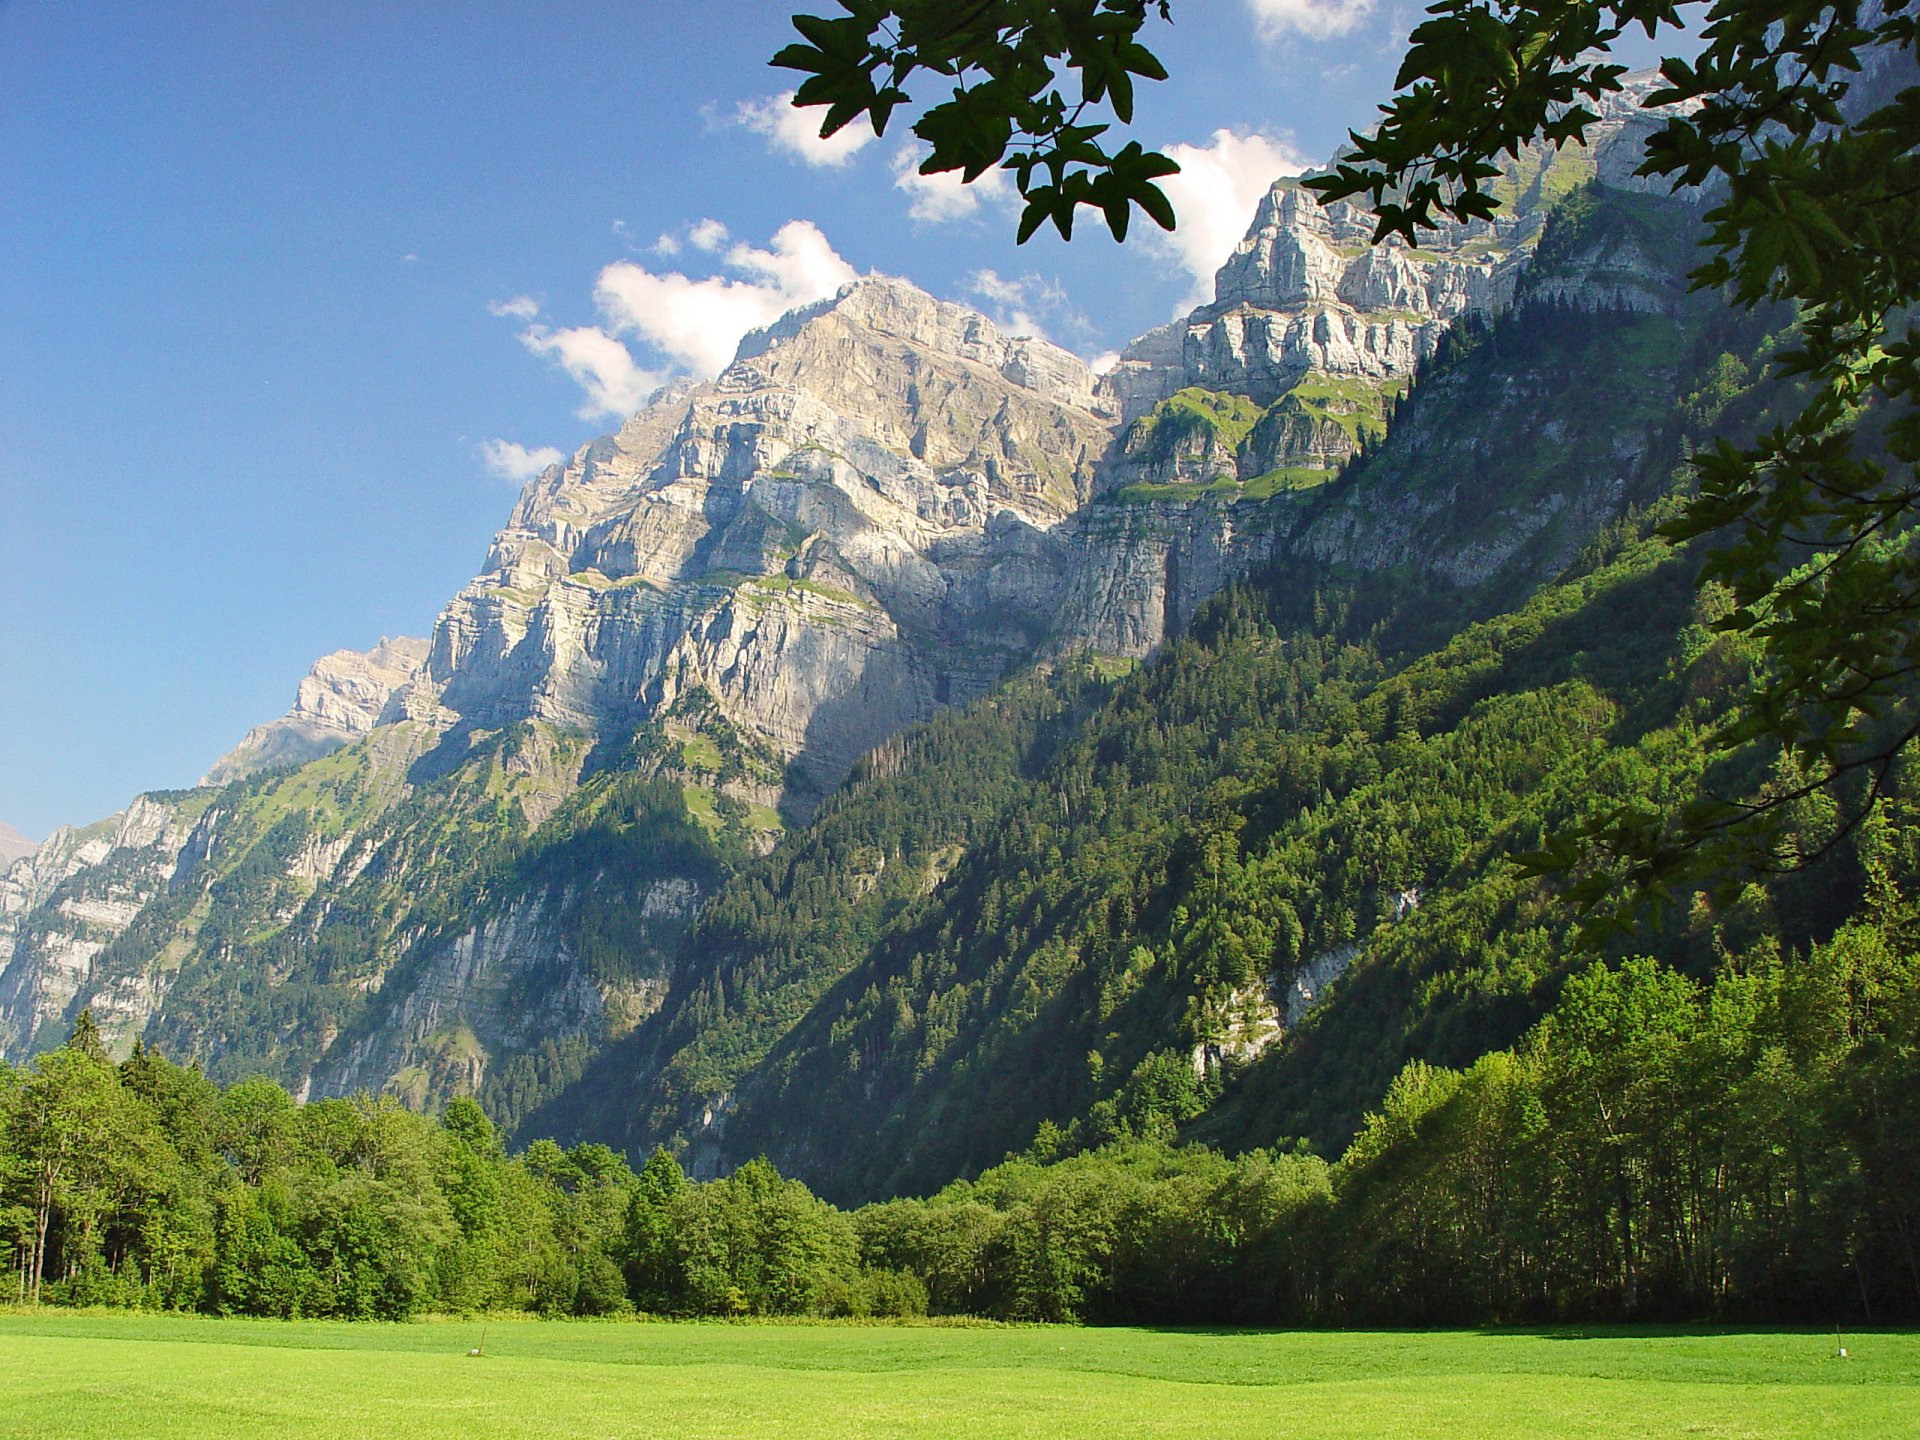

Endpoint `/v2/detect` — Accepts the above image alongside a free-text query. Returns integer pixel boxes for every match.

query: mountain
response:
[0,824,36,867]
[0,84,1772,1193]
[533,196,1745,1196]
[204,636,429,786]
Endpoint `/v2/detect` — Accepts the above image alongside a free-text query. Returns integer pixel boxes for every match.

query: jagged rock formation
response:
[204,636,428,785]
[0,794,209,1057]
[1102,74,1685,455]
[396,277,1114,812]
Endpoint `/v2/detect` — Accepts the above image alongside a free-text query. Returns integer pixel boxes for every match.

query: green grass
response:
[741,573,867,608]
[1242,465,1338,499]
[1113,476,1243,503]
[1113,466,1334,504]
[0,1312,1910,1440]
[1126,388,1266,462]
[679,734,724,774]
[1282,374,1406,446]
[682,784,722,836]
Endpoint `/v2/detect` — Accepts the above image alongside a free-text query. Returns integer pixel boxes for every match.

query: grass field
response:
[1,1311,1913,1439]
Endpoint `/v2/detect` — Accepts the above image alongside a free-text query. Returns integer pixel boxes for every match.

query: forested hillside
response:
[6,152,1917,1330]
[526,243,1877,1209]
[7,896,1913,1323]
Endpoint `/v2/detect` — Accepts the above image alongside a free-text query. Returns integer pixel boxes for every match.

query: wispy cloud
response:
[488,295,539,320]
[1246,0,1376,40]
[1155,129,1305,309]
[737,90,878,167]
[892,144,1016,224]
[509,221,861,418]
[966,270,1090,345]
[596,220,859,377]
[479,438,564,482]
[518,324,665,420]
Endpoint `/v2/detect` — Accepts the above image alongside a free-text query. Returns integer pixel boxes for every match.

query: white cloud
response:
[1089,351,1122,377]
[726,222,860,305]
[1155,129,1305,309]
[488,295,539,320]
[507,221,859,420]
[970,270,1029,307]
[480,438,565,482]
[519,324,665,419]
[595,220,857,378]
[1246,0,1375,40]
[967,269,1086,343]
[652,232,681,257]
[892,144,1016,223]
[737,90,877,167]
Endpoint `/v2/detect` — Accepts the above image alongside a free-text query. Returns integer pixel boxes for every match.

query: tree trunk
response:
[31,1192,50,1305]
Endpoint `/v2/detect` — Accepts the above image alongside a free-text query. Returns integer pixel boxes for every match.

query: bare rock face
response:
[1097,71,1685,428]
[396,275,1114,811]
[204,636,428,785]
[0,795,207,1057]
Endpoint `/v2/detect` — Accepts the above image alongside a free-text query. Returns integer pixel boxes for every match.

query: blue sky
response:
[0,0,1640,838]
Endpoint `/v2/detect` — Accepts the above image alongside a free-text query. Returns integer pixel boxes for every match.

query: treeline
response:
[8,899,1914,1324]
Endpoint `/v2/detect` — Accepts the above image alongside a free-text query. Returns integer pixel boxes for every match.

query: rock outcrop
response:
[1100,72,1686,425]
[0,795,208,1057]
[387,276,1115,812]
[204,636,428,785]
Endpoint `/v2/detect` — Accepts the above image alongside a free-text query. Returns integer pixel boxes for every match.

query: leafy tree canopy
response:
[774,1,1181,242]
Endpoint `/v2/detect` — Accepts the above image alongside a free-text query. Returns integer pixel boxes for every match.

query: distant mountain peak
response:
[202,635,429,786]
[0,822,37,868]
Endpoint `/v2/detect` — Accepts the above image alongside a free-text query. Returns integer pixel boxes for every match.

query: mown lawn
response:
[0,1311,1910,1439]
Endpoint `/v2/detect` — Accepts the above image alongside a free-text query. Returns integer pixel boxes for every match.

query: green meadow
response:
[1,1312,1911,1439]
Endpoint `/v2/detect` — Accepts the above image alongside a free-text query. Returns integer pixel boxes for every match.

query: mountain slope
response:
[1,96,1722,1164]
[0,824,36,867]
[534,273,1780,1198]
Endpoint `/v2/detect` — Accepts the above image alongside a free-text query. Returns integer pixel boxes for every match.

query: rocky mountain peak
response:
[381,272,1120,812]
[736,275,1101,414]
[1098,69,1692,431]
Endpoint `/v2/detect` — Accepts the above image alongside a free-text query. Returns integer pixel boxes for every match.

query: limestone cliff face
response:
[204,636,429,785]
[1101,72,1684,428]
[0,794,208,1057]
[397,276,1113,810]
